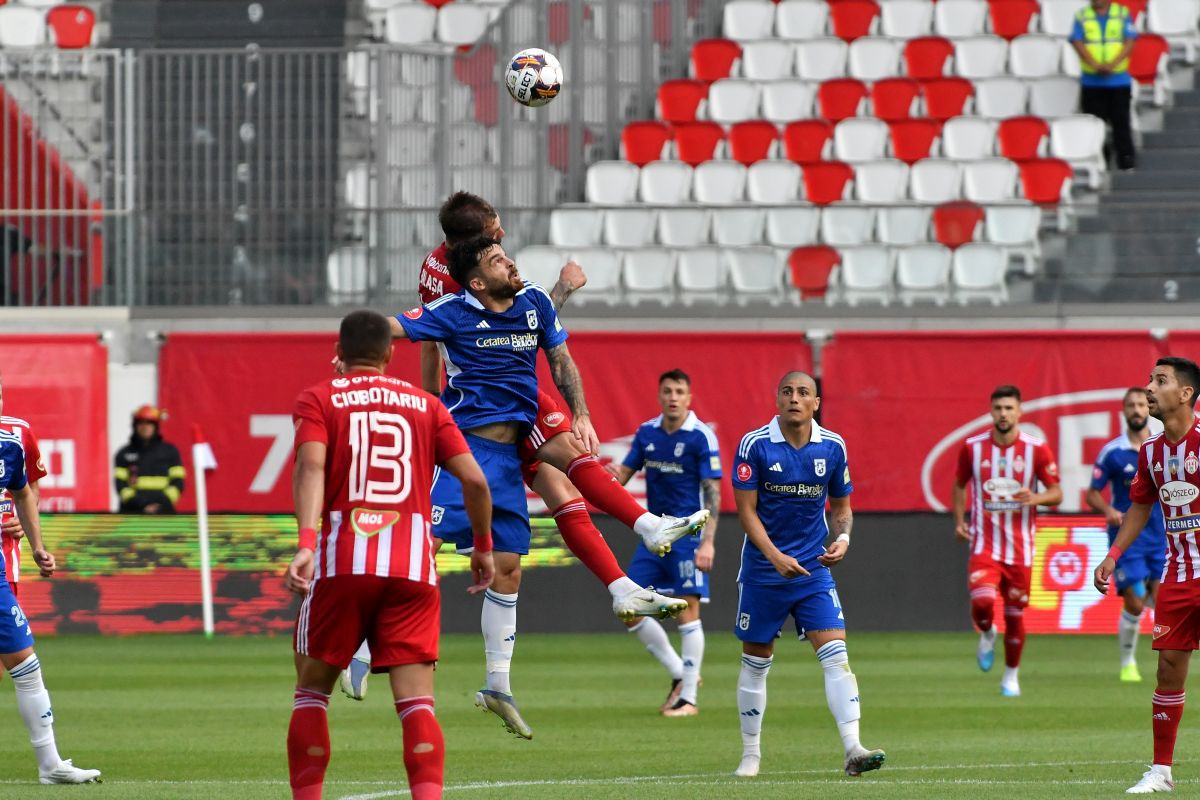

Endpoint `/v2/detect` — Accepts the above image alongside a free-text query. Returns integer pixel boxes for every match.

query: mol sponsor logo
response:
[351,508,400,538]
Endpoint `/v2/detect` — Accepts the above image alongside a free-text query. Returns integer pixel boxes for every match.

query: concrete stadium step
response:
[1078,210,1200,233]
[1062,234,1200,261]
[1142,129,1200,148]
[1111,171,1200,191]
[1132,147,1200,171]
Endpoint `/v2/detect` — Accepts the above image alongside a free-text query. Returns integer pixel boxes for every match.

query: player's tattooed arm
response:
[696,478,721,572]
[545,343,601,453]
[819,495,853,567]
[549,260,587,311]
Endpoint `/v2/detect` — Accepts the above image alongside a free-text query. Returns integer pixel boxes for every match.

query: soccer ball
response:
[505,48,563,108]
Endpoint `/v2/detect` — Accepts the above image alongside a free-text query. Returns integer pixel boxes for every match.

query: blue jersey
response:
[621,411,722,517]
[397,284,567,433]
[733,417,851,586]
[1091,433,1166,554]
[0,431,30,579]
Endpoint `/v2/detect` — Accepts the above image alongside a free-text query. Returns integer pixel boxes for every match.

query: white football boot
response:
[612,587,688,621]
[641,510,709,556]
[1127,766,1174,794]
[733,754,761,777]
[40,759,101,784]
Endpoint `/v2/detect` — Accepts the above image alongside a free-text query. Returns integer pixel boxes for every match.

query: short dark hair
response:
[439,191,496,246]
[1157,356,1200,407]
[339,309,392,364]
[659,369,690,386]
[990,385,1021,403]
[447,236,501,289]
[1124,386,1148,401]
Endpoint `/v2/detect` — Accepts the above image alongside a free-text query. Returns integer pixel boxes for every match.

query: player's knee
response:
[534,468,581,508]
[1157,655,1188,690]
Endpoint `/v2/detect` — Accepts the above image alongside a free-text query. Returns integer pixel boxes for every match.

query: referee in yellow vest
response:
[1070,0,1138,171]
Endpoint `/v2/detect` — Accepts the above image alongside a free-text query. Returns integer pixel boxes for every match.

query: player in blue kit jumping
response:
[731,371,885,780]
[1087,387,1167,683]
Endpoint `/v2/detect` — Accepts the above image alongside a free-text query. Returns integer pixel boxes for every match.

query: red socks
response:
[396,696,444,800]
[970,588,995,633]
[552,501,626,585]
[1153,689,1185,766]
[1002,606,1025,668]
[565,455,646,529]
[288,689,331,800]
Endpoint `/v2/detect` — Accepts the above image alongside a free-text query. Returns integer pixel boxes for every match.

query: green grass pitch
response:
[0,632,1181,798]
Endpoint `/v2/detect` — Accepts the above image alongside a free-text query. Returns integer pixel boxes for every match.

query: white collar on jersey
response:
[769,416,824,444]
[652,411,698,431]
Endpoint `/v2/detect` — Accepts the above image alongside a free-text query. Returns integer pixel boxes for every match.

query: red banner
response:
[0,335,108,511]
[821,331,1170,512]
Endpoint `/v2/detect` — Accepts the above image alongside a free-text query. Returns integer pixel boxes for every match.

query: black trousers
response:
[1081,84,1136,170]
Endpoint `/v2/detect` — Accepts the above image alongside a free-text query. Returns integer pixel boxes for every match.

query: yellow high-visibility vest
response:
[1077,4,1132,74]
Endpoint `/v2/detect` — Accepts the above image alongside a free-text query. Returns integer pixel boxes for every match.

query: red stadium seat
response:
[548,1,594,45]
[783,119,835,162]
[987,0,1039,40]
[789,246,841,300]
[728,121,780,165]
[657,79,709,123]
[932,201,985,248]
[828,0,881,42]
[997,115,1050,160]
[1016,158,1073,204]
[817,78,868,122]
[423,0,455,6]
[871,78,920,121]
[888,119,941,164]
[904,36,955,79]
[801,160,855,204]
[920,77,975,121]
[690,38,742,83]
[473,89,497,126]
[454,43,495,88]
[1130,33,1170,85]
[47,5,95,49]
[672,121,726,166]
[1122,0,1148,22]
[622,121,672,166]
[549,124,594,172]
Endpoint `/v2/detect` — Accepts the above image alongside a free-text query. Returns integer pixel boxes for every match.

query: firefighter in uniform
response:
[113,405,186,513]
[1070,0,1138,171]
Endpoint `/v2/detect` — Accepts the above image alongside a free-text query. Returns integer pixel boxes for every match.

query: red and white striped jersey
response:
[1130,420,1200,584]
[0,416,46,585]
[417,242,459,305]
[956,430,1060,567]
[292,371,470,585]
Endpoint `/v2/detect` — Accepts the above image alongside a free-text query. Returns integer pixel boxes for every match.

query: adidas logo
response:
[740,709,761,717]
[769,462,783,472]
[646,444,656,452]
[504,633,516,642]
[1155,463,1164,472]
[1153,712,1171,721]
[684,659,694,667]
[1124,464,1136,473]
[476,320,491,329]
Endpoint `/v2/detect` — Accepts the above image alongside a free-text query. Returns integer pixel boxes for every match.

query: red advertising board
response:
[0,335,108,511]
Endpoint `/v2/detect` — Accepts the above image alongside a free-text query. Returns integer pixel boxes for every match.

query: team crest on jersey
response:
[431,505,445,526]
[526,309,538,330]
[814,458,826,477]
[350,508,400,538]
[1153,623,1171,640]
[403,307,424,320]
[1169,458,1181,477]
[1187,453,1199,475]
[543,412,565,427]
[737,463,753,482]
[1013,455,1026,474]
[998,458,1007,472]
[0,461,5,479]
[674,442,685,457]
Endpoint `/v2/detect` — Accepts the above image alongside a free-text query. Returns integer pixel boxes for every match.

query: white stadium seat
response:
[834,117,889,162]
[711,209,767,246]
[676,248,729,304]
[747,161,803,203]
[848,37,902,81]
[549,209,604,248]
[821,205,877,246]
[896,243,952,305]
[658,209,711,246]
[384,4,438,44]
[1060,38,1082,78]
[974,77,1029,117]
[0,6,46,46]
[436,3,489,45]
[776,0,831,39]
[765,207,822,247]
[881,0,934,37]
[640,162,694,204]
[954,35,1009,79]
[399,166,438,206]
[707,80,762,124]
[1027,76,1080,117]
[419,84,472,123]
[836,245,893,305]
[1148,0,1200,63]
[727,247,784,304]
[935,0,989,37]
[796,38,850,81]
[450,166,500,201]
[586,161,640,204]
[1008,34,1062,78]
[603,209,658,247]
[566,248,622,305]
[985,203,1042,275]
[693,161,748,204]
[909,159,963,203]
[364,0,404,38]
[445,124,489,164]
[723,0,777,39]
[328,246,371,303]
[941,117,996,160]
[877,206,932,245]
[742,40,795,80]
[761,80,818,123]
[952,242,1009,304]
[1050,114,1108,189]
[622,249,676,306]
[962,158,1018,202]
[1039,0,1082,36]
[854,159,910,203]
[514,246,566,288]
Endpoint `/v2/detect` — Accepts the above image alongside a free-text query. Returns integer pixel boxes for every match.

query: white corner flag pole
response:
[192,424,219,639]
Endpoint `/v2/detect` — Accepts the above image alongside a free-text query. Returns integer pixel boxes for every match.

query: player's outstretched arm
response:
[1085,486,1123,528]
[442,452,495,594]
[388,316,412,341]
[545,343,600,454]
[1094,501,1154,593]
[287,441,326,595]
[11,483,53,577]
[696,477,721,571]
[549,260,587,311]
[818,495,852,567]
[735,487,807,578]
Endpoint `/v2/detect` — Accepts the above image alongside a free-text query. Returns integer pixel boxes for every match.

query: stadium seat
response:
[854,159,911,202]
[796,38,850,80]
[451,166,501,201]
[802,160,856,203]
[881,0,934,37]
[1131,33,1172,106]
[1017,157,1073,206]
[783,119,835,161]
[691,39,743,82]
[817,78,869,121]
[400,166,439,206]
[741,40,795,80]
[829,0,881,41]
[0,5,45,45]
[877,205,932,244]
[821,205,877,245]
[935,0,989,36]
[871,78,921,120]
[658,209,711,245]
[621,122,672,167]
[762,80,818,123]
[364,0,404,39]
[941,116,996,159]
[848,36,902,80]
[910,159,963,203]
[622,249,676,306]
[418,83,474,123]
[436,3,489,44]
[657,80,708,123]
[904,36,955,78]
[454,42,496,88]
[640,161,694,203]
[549,209,604,247]
[920,77,975,120]
[712,209,767,245]
[776,0,832,39]
[328,246,371,302]
[836,245,893,304]
[974,77,1029,117]
[1050,114,1107,189]
[723,0,776,40]
[933,199,985,252]
[1121,0,1150,23]
[46,5,95,49]
[896,243,952,304]
[997,115,1050,159]
[728,247,784,303]
[1027,76,1080,117]
[1061,38,1083,78]
[1147,0,1200,63]
[384,4,438,44]
[747,160,802,202]
[676,248,729,304]
[1009,34,1062,78]
[587,161,641,204]
[987,0,1039,40]
[954,35,1010,78]
[693,161,748,203]
[985,203,1042,274]
[952,242,1009,304]
[565,248,623,305]
[604,209,658,247]
[788,245,841,301]
[888,119,940,164]
[706,80,761,124]
[445,123,489,163]
[766,207,822,246]
[672,121,726,165]
[514,246,567,288]
[1038,0,1082,36]
[962,158,1018,201]
[834,117,889,162]
[728,121,780,165]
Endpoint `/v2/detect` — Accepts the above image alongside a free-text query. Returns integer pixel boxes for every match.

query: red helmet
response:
[132,405,164,423]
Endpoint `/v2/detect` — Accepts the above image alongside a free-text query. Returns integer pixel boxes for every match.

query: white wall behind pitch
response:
[107,363,157,511]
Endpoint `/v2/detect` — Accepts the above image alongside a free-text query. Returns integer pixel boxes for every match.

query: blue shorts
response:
[0,578,34,654]
[1114,547,1167,595]
[431,434,530,555]
[735,568,845,643]
[627,535,710,601]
